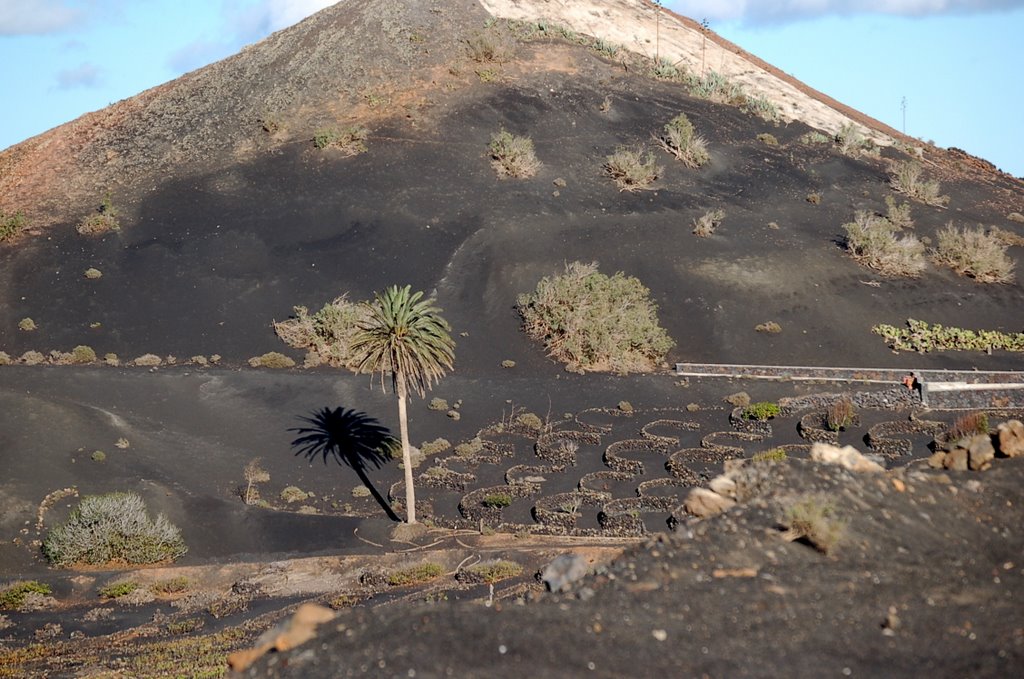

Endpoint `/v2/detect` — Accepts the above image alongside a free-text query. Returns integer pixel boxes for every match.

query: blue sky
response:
[1,0,1022,176]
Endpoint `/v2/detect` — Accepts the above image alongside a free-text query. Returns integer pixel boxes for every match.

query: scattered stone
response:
[943,448,968,472]
[891,478,906,493]
[964,434,995,471]
[927,451,947,469]
[683,488,736,518]
[725,391,751,407]
[542,554,589,593]
[810,443,885,473]
[708,474,737,499]
[227,603,336,671]
[997,420,1024,458]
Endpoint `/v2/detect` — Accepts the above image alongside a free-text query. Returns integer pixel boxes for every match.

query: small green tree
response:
[351,286,455,524]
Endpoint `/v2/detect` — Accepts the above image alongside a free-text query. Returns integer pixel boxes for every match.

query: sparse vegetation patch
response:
[742,402,780,421]
[603,147,661,191]
[0,210,27,243]
[0,581,52,610]
[313,126,368,155]
[517,261,674,374]
[247,352,296,369]
[692,209,725,238]
[77,194,121,235]
[873,319,1024,353]
[488,129,540,178]
[388,562,443,587]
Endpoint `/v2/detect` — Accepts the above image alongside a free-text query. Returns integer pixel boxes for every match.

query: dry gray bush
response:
[42,492,187,567]
[692,209,725,238]
[889,160,949,207]
[934,223,1015,283]
[489,130,540,178]
[843,211,927,278]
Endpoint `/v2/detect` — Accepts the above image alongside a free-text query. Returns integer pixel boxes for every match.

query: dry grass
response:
[603,147,661,192]
[692,209,725,238]
[843,211,927,278]
[781,497,846,555]
[934,223,1015,283]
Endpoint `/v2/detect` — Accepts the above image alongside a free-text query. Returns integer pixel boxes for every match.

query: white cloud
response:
[56,62,101,88]
[229,0,337,39]
[261,0,337,31]
[664,0,1024,23]
[0,0,82,35]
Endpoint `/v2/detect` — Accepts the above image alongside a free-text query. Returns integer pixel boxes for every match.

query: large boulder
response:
[683,488,736,518]
[997,420,1024,458]
[810,443,885,473]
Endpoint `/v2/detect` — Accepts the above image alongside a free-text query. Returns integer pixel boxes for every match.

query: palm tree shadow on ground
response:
[289,406,401,522]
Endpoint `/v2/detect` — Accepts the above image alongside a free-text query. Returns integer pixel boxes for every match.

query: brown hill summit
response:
[1,0,1022,374]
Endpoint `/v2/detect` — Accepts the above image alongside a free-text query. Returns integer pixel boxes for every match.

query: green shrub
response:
[482,492,513,508]
[77,195,121,235]
[91,450,106,462]
[872,319,1024,353]
[657,113,709,168]
[742,402,780,421]
[501,359,516,368]
[18,317,36,331]
[603,147,661,191]
[132,354,162,367]
[465,32,508,63]
[421,438,451,456]
[20,350,45,365]
[489,129,540,178]
[428,397,449,411]
[387,563,444,586]
[934,223,1015,283]
[0,211,27,242]
[989,226,1024,247]
[617,400,634,413]
[757,133,778,146]
[454,437,484,457]
[465,560,523,583]
[752,448,787,463]
[84,267,103,279]
[313,126,368,155]
[517,261,674,373]
[806,192,821,205]
[755,321,782,334]
[800,131,831,145]
[651,57,683,81]
[280,486,308,503]
[843,211,927,277]
[72,345,97,364]
[247,352,296,369]
[42,492,187,567]
[889,160,949,206]
[0,352,11,366]
[692,209,725,237]
[782,497,846,554]
[0,581,52,609]
[515,412,543,431]
[274,296,370,369]
[835,123,868,155]
[688,71,744,104]
[743,95,779,122]
[98,581,139,599]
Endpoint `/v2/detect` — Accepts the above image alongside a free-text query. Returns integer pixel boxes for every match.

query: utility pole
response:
[901,96,907,134]
[655,1,662,63]
[700,18,710,75]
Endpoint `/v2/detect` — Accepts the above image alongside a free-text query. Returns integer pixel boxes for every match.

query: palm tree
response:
[351,285,455,524]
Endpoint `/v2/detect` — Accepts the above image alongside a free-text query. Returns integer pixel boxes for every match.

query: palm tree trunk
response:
[396,378,417,524]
